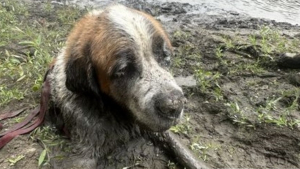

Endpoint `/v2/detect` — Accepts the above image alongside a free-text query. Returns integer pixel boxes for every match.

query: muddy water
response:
[67,0,300,25]
[152,0,300,25]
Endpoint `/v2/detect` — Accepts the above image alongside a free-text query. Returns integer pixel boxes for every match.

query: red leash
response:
[0,107,39,136]
[0,67,52,148]
[0,108,27,131]
[0,108,27,120]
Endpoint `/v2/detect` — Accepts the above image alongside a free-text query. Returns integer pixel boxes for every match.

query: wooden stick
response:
[163,130,211,169]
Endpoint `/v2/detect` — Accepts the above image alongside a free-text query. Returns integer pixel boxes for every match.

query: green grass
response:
[219,26,300,73]
[167,161,178,169]
[256,90,300,128]
[225,90,300,129]
[0,1,84,167]
[30,126,70,167]
[194,68,221,92]
[190,139,220,162]
[229,59,266,75]
[172,30,201,69]
[0,0,83,107]
[224,26,300,56]
[170,114,191,135]
[225,101,254,127]
[8,155,25,166]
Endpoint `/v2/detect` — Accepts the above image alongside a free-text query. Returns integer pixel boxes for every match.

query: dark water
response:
[68,0,300,25]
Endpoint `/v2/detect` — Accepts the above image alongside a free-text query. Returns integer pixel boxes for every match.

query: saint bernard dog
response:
[48,4,185,168]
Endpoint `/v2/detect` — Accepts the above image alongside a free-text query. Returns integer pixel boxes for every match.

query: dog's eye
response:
[115,64,127,77]
[113,61,139,80]
[153,37,171,67]
[112,49,136,78]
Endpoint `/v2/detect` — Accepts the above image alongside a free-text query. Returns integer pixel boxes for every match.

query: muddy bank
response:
[1,0,300,168]
[160,2,300,168]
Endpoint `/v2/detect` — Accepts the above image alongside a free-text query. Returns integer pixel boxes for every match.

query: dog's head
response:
[63,4,185,132]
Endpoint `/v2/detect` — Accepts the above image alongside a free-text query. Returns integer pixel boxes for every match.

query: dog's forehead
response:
[108,5,151,40]
[104,5,172,50]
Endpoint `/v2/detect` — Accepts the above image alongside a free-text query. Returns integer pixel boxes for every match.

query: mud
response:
[1,0,300,169]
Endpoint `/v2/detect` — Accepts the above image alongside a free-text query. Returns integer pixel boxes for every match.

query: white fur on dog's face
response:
[127,57,184,131]
[101,5,185,131]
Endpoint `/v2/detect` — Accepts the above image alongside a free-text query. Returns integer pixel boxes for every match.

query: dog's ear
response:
[65,43,100,96]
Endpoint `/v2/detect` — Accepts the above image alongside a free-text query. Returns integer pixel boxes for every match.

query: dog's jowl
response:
[49,4,185,167]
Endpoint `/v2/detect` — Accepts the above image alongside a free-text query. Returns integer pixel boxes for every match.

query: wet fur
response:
[48,4,184,168]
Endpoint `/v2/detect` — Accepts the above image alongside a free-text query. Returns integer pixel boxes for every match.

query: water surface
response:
[68,0,300,25]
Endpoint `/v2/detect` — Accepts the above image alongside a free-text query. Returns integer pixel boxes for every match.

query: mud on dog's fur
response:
[49,4,185,168]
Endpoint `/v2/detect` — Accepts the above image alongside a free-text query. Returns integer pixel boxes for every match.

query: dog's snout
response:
[154,90,185,119]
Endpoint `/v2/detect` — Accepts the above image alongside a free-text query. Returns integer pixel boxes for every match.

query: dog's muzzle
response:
[154,89,186,120]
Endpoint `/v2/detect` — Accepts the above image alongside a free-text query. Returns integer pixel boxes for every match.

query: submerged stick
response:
[163,130,211,169]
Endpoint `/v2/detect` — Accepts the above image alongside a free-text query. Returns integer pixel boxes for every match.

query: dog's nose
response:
[154,90,186,119]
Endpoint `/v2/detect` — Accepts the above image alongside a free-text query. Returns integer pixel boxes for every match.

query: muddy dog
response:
[48,4,185,168]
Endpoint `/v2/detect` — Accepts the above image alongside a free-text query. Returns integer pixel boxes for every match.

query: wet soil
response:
[1,0,300,169]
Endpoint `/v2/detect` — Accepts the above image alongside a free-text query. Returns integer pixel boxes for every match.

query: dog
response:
[48,4,185,168]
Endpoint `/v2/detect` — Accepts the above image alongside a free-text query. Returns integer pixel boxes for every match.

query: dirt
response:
[1,0,300,169]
